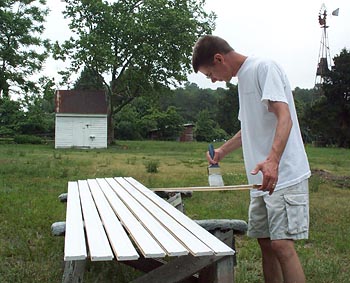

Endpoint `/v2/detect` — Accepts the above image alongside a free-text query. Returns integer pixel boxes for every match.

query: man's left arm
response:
[251,101,293,194]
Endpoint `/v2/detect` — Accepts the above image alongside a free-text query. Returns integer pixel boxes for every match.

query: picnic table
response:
[53,177,246,283]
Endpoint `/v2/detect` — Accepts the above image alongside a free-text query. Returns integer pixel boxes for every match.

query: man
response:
[192,35,311,283]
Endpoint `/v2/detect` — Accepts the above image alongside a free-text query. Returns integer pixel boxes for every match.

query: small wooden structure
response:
[179,123,195,142]
[149,123,195,142]
[52,177,248,282]
[55,90,108,149]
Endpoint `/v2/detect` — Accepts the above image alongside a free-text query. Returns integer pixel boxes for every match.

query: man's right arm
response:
[207,130,242,163]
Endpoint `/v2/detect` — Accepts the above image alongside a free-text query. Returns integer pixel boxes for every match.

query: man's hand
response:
[251,157,279,195]
[206,147,224,164]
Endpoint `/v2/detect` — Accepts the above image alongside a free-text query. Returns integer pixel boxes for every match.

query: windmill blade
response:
[332,8,339,16]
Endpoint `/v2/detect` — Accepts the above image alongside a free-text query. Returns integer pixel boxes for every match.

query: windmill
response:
[315,4,339,87]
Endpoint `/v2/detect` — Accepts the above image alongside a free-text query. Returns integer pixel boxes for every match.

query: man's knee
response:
[270,240,296,259]
[258,238,272,251]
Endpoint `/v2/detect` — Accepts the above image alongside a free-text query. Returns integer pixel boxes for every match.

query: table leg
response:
[62,260,86,283]
[198,255,234,283]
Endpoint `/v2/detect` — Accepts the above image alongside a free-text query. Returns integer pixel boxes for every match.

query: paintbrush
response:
[208,144,225,187]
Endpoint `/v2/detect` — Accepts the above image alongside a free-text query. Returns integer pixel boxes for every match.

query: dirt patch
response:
[312,169,350,189]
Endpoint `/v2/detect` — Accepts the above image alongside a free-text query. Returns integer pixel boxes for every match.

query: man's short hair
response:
[192,35,234,73]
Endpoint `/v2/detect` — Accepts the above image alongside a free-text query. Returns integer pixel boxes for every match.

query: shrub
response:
[13,135,42,144]
[144,160,160,173]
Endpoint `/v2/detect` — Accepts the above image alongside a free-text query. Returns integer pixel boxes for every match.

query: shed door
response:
[72,121,90,147]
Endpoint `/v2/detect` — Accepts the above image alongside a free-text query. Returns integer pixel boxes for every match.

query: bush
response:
[144,160,159,173]
[14,135,42,144]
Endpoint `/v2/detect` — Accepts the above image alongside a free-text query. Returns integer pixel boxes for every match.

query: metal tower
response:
[315,4,332,87]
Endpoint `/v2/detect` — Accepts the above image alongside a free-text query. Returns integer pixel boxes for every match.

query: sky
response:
[42,0,350,90]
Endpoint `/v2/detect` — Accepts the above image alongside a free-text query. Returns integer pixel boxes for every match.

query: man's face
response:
[198,55,232,83]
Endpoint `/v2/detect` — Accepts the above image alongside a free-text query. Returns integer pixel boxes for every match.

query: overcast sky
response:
[43,0,350,90]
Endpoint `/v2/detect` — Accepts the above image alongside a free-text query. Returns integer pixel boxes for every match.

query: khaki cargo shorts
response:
[247,179,309,240]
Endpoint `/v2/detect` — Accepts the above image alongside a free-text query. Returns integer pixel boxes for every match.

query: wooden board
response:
[64,181,87,261]
[96,178,166,258]
[125,177,235,256]
[104,178,188,257]
[78,180,114,261]
[152,184,259,192]
[87,179,139,261]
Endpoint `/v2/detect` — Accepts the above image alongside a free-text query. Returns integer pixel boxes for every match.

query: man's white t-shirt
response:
[236,56,311,197]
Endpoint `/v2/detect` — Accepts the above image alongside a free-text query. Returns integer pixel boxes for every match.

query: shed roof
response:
[55,90,108,114]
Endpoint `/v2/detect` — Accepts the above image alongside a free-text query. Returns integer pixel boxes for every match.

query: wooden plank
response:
[152,184,259,192]
[96,178,166,258]
[125,177,235,256]
[130,254,229,283]
[116,177,215,257]
[104,178,188,257]
[78,180,114,261]
[64,181,87,261]
[87,179,139,261]
[123,258,198,283]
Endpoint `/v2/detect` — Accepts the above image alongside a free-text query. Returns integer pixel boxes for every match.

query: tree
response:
[54,0,215,142]
[0,97,24,135]
[307,48,350,147]
[0,0,50,98]
[160,83,218,123]
[74,67,105,90]
[293,87,321,143]
[195,109,222,142]
[216,83,240,135]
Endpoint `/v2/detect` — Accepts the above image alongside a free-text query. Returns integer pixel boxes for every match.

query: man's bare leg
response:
[271,239,306,283]
[258,238,283,283]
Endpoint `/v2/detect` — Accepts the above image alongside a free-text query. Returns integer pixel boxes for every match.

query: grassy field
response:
[0,141,349,283]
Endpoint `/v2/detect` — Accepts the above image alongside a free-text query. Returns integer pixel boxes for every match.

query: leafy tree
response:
[54,0,215,142]
[145,106,184,140]
[74,67,105,90]
[194,109,217,142]
[307,48,350,147]
[293,87,321,143]
[115,106,144,140]
[0,97,24,135]
[216,83,240,135]
[160,83,218,122]
[15,76,56,136]
[0,0,50,98]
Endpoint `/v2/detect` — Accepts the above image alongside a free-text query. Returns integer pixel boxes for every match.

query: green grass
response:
[0,142,349,282]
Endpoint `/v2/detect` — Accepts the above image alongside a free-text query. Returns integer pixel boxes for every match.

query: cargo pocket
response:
[284,194,308,234]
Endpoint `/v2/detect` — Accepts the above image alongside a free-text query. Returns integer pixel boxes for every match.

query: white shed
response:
[55,90,108,149]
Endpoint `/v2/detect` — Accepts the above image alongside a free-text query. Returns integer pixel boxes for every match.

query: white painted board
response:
[104,178,188,257]
[87,179,139,261]
[116,177,213,256]
[78,180,114,261]
[97,178,166,258]
[125,177,235,256]
[64,181,87,261]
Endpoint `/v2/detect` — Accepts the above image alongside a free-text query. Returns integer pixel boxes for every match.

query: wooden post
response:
[167,193,184,213]
[62,260,86,283]
[198,255,234,283]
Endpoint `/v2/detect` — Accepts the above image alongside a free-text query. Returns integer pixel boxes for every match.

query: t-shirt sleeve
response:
[257,60,289,108]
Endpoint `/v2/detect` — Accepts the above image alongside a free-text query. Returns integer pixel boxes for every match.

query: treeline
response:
[114,83,239,142]
[1,46,350,147]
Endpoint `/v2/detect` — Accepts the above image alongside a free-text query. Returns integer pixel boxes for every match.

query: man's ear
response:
[213,53,224,64]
